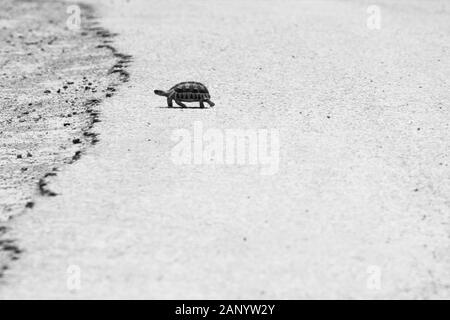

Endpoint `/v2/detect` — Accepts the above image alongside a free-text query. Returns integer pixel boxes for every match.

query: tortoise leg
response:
[175,100,187,108]
[205,99,215,107]
[167,97,173,108]
[199,100,205,108]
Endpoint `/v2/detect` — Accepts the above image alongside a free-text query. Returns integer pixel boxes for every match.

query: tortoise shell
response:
[170,81,210,101]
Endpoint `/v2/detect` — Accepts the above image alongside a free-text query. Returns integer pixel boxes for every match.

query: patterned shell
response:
[169,82,211,101]
[171,82,209,94]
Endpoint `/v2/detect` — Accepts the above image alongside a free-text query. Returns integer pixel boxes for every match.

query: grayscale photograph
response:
[0,0,449,301]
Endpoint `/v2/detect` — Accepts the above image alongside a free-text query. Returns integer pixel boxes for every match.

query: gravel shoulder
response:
[0,0,130,279]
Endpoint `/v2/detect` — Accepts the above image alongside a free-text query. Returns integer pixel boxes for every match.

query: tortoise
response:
[154,81,215,108]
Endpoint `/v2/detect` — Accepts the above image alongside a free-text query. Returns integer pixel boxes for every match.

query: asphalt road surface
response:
[1,0,449,299]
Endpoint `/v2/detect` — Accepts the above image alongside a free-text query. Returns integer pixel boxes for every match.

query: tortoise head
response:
[154,90,168,97]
